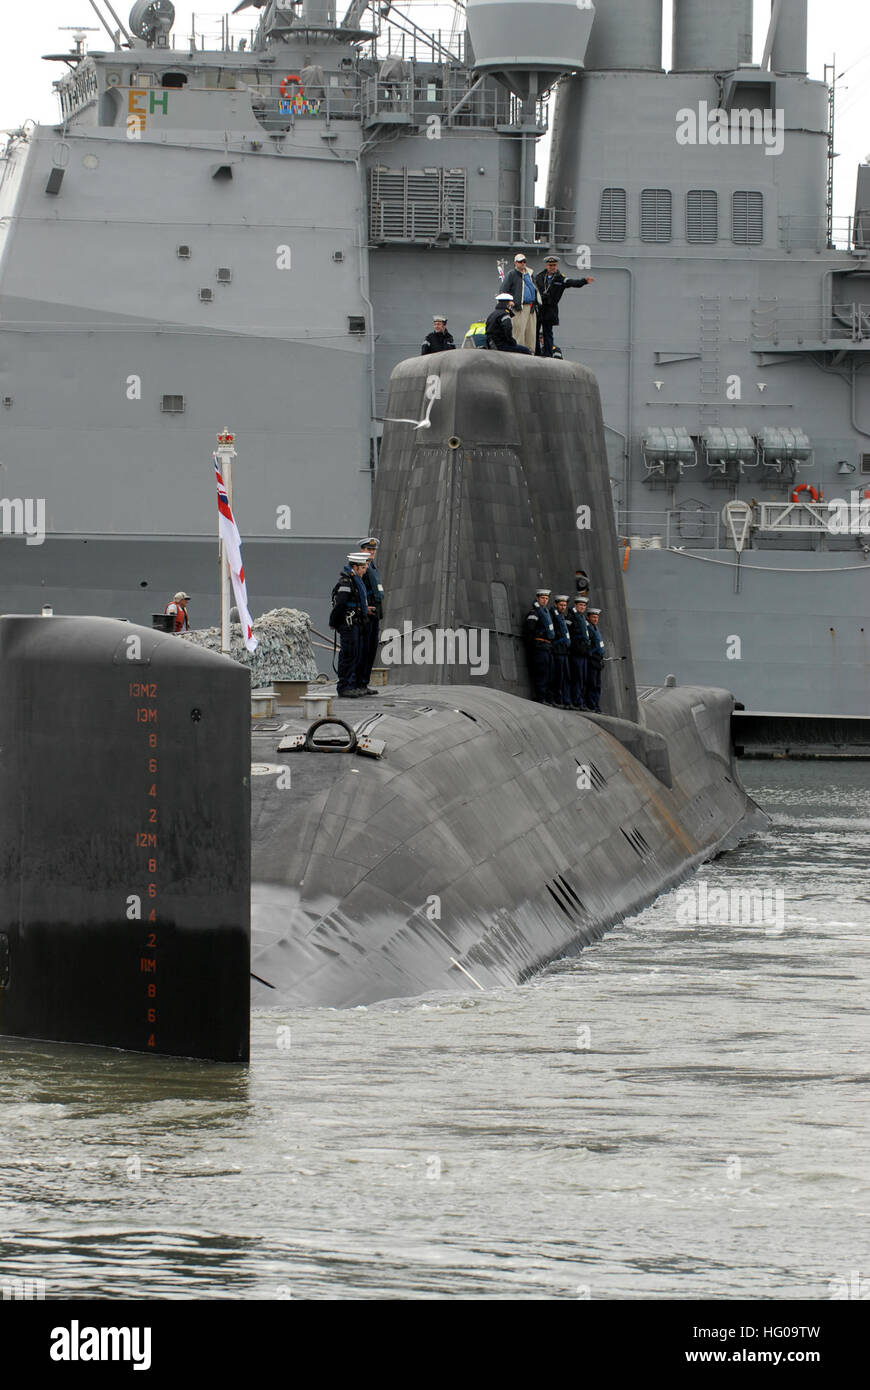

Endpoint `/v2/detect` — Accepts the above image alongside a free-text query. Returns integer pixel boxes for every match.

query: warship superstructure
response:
[0,0,867,715]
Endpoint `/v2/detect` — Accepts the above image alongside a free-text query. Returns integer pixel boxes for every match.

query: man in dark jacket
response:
[585,606,606,712]
[534,255,594,358]
[566,593,591,709]
[499,252,540,350]
[329,552,370,697]
[549,595,572,709]
[485,293,533,354]
[524,587,555,702]
[421,315,455,355]
[357,535,384,694]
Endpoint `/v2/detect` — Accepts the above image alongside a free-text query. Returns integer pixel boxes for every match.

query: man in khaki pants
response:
[499,252,540,351]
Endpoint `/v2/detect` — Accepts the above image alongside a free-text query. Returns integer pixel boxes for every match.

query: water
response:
[2,762,868,1300]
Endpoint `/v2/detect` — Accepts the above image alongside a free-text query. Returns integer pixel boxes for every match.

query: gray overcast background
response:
[0,1,867,219]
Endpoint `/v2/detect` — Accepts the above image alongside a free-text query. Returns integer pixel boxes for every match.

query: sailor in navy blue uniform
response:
[566,594,591,709]
[357,535,384,694]
[524,587,555,702]
[549,595,572,709]
[330,551,370,697]
[585,606,606,712]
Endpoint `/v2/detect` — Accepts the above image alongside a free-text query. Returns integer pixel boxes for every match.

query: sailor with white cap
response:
[485,292,533,355]
[329,551,371,697]
[356,535,384,695]
[524,586,555,702]
[164,590,191,633]
[585,606,605,712]
[421,315,455,355]
[566,594,591,709]
[549,594,572,709]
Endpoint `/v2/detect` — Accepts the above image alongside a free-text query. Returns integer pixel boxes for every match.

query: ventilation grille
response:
[161,394,185,413]
[545,873,588,923]
[575,756,607,790]
[348,315,365,334]
[621,826,652,859]
[177,244,191,258]
[216,267,232,283]
[369,166,467,242]
[687,189,718,243]
[860,455,870,475]
[199,287,214,302]
[598,187,626,241]
[640,188,672,243]
[732,190,763,245]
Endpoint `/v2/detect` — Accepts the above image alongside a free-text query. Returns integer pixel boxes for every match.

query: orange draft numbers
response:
[130,679,159,1049]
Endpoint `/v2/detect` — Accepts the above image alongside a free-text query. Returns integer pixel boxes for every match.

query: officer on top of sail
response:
[534,255,594,358]
[421,315,455,355]
[486,293,533,354]
[329,552,371,698]
[356,535,384,696]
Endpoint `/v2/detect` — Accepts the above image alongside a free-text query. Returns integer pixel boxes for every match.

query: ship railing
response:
[778,213,868,253]
[617,509,723,551]
[752,301,870,344]
[617,503,865,550]
[361,76,546,130]
[368,24,467,66]
[369,200,570,248]
[755,501,846,534]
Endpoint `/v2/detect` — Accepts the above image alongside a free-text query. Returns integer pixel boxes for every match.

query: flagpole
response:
[216,430,237,654]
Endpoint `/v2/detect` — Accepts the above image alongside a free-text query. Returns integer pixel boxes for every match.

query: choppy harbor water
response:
[1,762,868,1301]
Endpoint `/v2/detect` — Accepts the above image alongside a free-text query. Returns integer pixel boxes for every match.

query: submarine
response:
[0,616,251,1063]
[0,355,765,1055]
[248,353,767,1008]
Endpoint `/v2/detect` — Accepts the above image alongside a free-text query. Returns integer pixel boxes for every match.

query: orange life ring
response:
[791,483,822,503]
[280,73,303,99]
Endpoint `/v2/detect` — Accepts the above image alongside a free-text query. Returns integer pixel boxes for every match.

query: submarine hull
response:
[0,616,251,1063]
[250,682,766,1008]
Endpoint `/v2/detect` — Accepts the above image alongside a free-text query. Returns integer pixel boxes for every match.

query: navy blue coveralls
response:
[566,606,590,708]
[586,621,605,712]
[330,565,369,695]
[549,607,571,708]
[524,601,555,701]
[358,557,385,690]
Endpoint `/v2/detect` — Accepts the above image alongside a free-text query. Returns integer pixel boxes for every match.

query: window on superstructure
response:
[598,188,626,241]
[732,191,764,245]
[162,73,188,88]
[686,190,718,243]
[640,189,672,243]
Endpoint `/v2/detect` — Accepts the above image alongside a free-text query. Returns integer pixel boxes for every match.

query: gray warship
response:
[0,0,867,722]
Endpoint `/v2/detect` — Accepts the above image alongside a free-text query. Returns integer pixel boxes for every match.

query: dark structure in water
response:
[248,355,766,1008]
[0,616,250,1063]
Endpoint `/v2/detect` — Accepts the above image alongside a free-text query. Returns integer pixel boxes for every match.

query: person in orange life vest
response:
[165,591,190,632]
